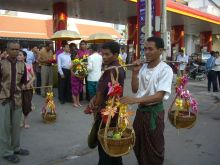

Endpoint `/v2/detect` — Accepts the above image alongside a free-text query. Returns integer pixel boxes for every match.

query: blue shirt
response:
[206,56,215,72]
[22,48,36,65]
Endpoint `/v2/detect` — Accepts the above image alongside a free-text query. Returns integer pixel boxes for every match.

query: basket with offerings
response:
[97,68,135,157]
[72,55,88,79]
[41,92,57,123]
[168,74,198,129]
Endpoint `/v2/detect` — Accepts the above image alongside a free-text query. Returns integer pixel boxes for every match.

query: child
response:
[17,50,36,128]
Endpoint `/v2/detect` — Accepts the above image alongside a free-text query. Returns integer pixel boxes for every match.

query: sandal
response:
[24,124,30,129]
[14,148,29,156]
[3,154,20,163]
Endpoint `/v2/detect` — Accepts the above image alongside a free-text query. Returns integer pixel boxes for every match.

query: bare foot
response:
[78,103,82,107]
[24,124,30,129]
[73,104,79,107]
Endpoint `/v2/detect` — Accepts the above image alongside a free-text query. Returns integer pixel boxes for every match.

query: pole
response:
[145,0,152,39]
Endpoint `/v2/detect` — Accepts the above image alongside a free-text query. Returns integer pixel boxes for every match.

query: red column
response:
[200,31,212,52]
[53,2,67,50]
[171,25,184,50]
[155,0,161,37]
[127,16,138,60]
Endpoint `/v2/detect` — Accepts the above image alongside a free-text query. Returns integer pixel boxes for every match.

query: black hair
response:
[90,44,98,52]
[147,36,164,49]
[179,49,184,53]
[102,41,120,55]
[21,41,28,49]
[19,50,27,62]
[61,40,68,47]
[7,41,20,49]
[80,40,87,45]
[45,42,52,47]
[210,51,215,56]
[215,51,219,54]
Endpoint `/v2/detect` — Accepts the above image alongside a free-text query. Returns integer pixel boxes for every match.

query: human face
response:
[144,41,162,63]
[80,42,87,50]
[7,43,20,58]
[102,49,117,65]
[17,51,25,62]
[46,44,53,51]
[32,46,39,53]
[63,44,70,53]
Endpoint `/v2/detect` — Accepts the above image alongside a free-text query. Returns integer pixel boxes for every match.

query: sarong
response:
[133,103,165,165]
[71,76,83,96]
[22,89,33,116]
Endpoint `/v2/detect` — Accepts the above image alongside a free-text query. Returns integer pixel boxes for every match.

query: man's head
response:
[145,37,164,63]
[210,51,216,57]
[7,41,20,58]
[179,49,184,56]
[121,47,125,53]
[63,43,70,53]
[90,44,98,53]
[45,42,53,51]
[69,43,77,51]
[79,40,87,50]
[102,41,120,65]
[31,46,39,54]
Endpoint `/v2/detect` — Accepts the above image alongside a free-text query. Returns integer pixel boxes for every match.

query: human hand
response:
[132,59,142,73]
[120,96,138,104]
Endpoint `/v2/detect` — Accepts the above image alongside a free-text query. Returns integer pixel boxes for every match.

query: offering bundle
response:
[98,69,135,157]
[41,92,56,123]
[72,55,88,79]
[168,75,198,129]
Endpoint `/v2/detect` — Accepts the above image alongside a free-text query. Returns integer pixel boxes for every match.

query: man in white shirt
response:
[22,43,36,65]
[120,37,173,165]
[87,44,102,99]
[119,47,127,63]
[57,43,72,104]
[176,49,188,76]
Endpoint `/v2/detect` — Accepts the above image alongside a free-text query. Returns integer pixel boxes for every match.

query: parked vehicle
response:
[188,62,206,81]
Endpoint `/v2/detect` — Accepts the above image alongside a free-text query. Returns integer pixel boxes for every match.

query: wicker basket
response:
[98,127,135,157]
[42,112,57,123]
[168,110,196,129]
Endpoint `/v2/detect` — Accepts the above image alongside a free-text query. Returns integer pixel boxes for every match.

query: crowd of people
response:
[0,39,128,164]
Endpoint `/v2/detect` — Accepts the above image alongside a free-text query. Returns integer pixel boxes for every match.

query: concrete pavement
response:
[0,71,220,165]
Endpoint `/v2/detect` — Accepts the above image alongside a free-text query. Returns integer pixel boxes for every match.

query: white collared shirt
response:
[177,54,188,70]
[57,52,72,75]
[22,48,36,64]
[87,52,102,81]
[136,61,173,100]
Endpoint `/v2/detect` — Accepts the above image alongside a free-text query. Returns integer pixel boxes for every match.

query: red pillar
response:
[171,25,184,50]
[127,16,138,60]
[155,0,161,37]
[53,2,67,50]
[200,31,212,52]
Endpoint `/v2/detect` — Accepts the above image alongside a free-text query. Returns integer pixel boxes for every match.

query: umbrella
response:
[50,30,81,41]
[86,33,114,43]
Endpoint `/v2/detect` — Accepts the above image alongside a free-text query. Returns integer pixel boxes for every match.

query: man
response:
[86,42,125,165]
[57,43,72,104]
[119,47,127,63]
[120,37,173,165]
[87,44,102,99]
[38,43,54,97]
[0,42,29,164]
[22,42,36,65]
[206,51,218,92]
[176,49,187,76]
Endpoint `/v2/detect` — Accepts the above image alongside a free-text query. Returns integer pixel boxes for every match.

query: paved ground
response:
[0,71,220,165]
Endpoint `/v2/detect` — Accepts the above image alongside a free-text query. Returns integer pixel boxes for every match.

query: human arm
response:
[87,57,93,71]
[57,55,64,78]
[26,65,36,88]
[131,59,142,93]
